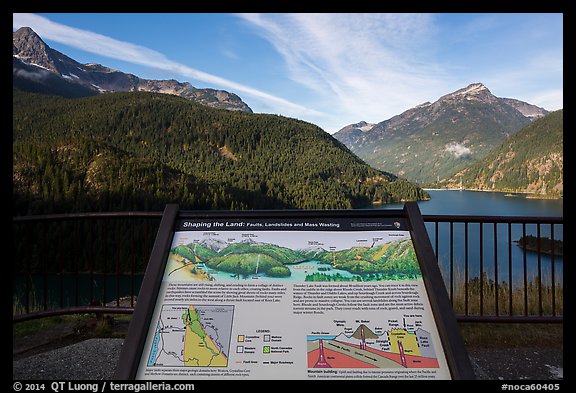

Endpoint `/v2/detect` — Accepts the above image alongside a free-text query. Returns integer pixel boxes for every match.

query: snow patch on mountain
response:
[455,83,487,96]
[358,123,376,132]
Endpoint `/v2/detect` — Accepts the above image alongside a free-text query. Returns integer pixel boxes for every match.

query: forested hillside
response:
[441,110,563,196]
[13,89,428,214]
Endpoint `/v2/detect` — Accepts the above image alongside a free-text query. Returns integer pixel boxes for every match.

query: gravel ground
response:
[13,339,123,380]
[12,338,563,381]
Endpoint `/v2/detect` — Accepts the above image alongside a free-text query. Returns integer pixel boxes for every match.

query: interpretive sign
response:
[115,203,474,380]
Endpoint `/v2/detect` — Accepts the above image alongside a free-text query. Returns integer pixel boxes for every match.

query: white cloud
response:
[237,13,564,133]
[527,89,563,111]
[12,13,325,119]
[444,142,472,158]
[237,13,447,131]
[13,66,50,82]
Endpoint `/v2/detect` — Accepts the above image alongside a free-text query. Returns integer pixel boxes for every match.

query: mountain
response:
[13,27,252,112]
[500,97,549,120]
[440,110,563,197]
[13,89,429,214]
[334,121,377,144]
[333,83,549,184]
[305,239,421,280]
[170,238,420,280]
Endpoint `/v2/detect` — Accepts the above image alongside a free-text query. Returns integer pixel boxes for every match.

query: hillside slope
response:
[334,83,548,184]
[440,110,563,197]
[13,89,429,214]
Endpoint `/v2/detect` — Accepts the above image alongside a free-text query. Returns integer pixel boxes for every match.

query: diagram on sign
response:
[307,315,439,369]
[147,304,234,367]
[165,230,421,282]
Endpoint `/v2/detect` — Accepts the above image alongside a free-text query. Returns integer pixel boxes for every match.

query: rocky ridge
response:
[13,27,252,112]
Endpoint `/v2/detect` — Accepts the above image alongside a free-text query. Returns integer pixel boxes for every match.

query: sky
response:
[12,13,563,134]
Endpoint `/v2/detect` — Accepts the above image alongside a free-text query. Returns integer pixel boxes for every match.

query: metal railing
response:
[12,212,162,322]
[424,215,563,323]
[12,212,563,323]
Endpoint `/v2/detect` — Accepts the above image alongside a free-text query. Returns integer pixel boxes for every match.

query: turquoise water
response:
[200,260,359,282]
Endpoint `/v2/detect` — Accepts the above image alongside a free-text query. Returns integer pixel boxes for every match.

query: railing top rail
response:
[13,211,563,224]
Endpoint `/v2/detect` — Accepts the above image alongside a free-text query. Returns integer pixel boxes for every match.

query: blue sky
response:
[13,13,563,134]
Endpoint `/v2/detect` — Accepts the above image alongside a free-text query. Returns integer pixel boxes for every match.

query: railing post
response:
[522,223,528,316]
[449,221,454,305]
[537,224,542,316]
[464,222,469,316]
[508,222,512,316]
[551,224,556,316]
[479,222,483,316]
[494,222,498,316]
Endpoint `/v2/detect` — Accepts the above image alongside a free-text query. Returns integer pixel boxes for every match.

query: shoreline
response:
[422,188,563,200]
[514,242,564,257]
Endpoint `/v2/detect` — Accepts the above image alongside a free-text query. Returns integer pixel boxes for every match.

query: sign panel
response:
[116,203,474,380]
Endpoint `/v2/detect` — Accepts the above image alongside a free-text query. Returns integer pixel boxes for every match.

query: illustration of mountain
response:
[440,109,563,196]
[198,238,229,252]
[218,242,307,265]
[13,27,252,112]
[170,238,420,281]
[333,83,549,184]
[172,244,218,262]
[299,246,329,259]
[326,240,420,278]
[351,324,379,340]
[305,239,421,280]
[173,241,303,278]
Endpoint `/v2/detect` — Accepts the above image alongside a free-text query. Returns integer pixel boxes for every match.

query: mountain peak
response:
[13,27,253,112]
[349,121,376,132]
[13,26,56,71]
[437,82,497,105]
[13,27,48,55]
[459,82,488,94]
[443,82,490,98]
[333,81,542,184]
[14,26,39,38]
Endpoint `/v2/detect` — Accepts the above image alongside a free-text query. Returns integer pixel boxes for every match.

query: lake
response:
[373,189,563,217]
[374,190,563,289]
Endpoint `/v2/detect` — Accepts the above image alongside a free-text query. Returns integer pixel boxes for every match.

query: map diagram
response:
[147,304,234,367]
[307,316,439,369]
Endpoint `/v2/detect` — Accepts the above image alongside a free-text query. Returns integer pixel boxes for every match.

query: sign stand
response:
[115,202,475,380]
[404,202,475,379]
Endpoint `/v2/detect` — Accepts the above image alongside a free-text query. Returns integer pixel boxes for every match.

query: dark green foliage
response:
[324,240,421,278]
[172,244,218,261]
[444,110,563,195]
[305,272,362,282]
[204,253,290,277]
[516,235,563,256]
[218,243,306,264]
[13,89,429,214]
